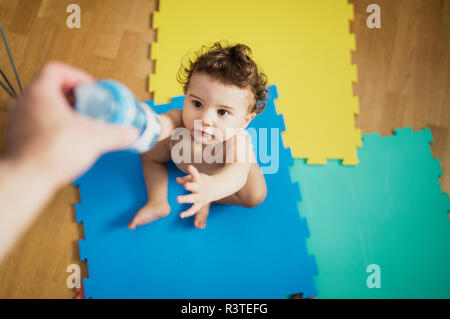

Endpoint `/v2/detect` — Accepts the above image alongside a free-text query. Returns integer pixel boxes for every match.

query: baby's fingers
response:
[177,193,198,204]
[180,203,202,219]
[176,175,192,184]
[187,165,201,182]
[184,182,199,193]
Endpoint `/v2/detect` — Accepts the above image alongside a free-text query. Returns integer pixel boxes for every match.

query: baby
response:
[128,42,268,230]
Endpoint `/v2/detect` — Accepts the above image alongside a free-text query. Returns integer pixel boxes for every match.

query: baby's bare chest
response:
[169,137,225,175]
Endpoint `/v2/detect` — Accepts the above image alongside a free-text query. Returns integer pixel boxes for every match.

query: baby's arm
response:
[156,109,183,141]
[207,162,252,200]
[176,162,251,218]
[176,136,254,218]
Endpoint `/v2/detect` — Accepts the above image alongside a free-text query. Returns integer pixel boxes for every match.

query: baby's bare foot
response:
[128,201,171,230]
[194,204,210,229]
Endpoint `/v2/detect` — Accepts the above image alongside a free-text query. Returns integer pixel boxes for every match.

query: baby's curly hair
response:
[177,42,268,114]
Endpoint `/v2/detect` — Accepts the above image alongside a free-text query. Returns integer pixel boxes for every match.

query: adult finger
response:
[37,61,94,94]
[77,116,139,154]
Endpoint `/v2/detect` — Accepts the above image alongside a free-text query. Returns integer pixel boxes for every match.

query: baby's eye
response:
[192,100,202,108]
[218,109,228,116]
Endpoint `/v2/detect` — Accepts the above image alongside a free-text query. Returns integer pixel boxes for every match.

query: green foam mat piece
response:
[290,127,450,298]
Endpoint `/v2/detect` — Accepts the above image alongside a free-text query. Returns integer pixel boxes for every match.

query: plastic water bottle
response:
[74,79,161,153]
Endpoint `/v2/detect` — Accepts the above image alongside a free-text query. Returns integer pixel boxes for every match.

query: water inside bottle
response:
[75,84,119,123]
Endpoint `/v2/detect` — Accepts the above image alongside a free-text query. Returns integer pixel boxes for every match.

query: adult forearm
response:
[0,157,60,262]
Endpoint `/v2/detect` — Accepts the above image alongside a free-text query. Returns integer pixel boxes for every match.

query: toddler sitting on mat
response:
[129,42,268,230]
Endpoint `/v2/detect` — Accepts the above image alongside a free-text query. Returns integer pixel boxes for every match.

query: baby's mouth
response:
[201,130,212,138]
[195,129,213,139]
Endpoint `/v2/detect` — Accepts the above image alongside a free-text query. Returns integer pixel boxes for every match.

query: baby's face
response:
[182,72,256,145]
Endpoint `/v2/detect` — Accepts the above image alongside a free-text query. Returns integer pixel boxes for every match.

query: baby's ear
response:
[243,112,256,128]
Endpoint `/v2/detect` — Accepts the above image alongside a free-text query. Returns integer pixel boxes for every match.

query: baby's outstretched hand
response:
[176,165,213,219]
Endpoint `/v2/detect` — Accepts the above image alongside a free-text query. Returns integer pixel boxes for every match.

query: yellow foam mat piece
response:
[149,0,360,164]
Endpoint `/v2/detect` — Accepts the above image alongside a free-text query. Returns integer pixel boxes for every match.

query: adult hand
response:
[0,61,139,262]
[1,61,139,187]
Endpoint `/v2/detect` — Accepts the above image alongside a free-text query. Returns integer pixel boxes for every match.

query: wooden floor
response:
[0,0,157,299]
[352,0,450,196]
[0,0,448,298]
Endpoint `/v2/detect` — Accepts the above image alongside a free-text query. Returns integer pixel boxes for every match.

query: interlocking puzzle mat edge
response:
[73,85,318,298]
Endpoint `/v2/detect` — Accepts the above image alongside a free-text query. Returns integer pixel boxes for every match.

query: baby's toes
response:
[128,215,143,230]
[129,211,150,229]
[128,203,170,230]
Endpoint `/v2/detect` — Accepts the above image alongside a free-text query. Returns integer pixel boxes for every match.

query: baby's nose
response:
[201,110,215,126]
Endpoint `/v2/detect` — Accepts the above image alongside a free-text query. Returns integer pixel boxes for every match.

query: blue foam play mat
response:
[74,85,318,298]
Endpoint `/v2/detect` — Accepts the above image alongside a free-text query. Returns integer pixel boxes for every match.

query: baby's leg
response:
[128,139,172,229]
[214,162,267,208]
